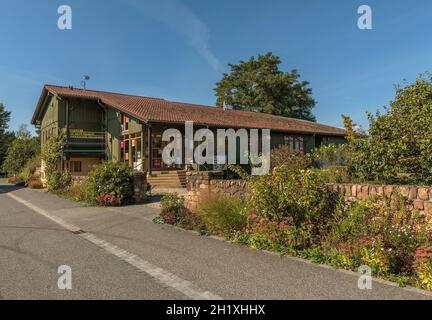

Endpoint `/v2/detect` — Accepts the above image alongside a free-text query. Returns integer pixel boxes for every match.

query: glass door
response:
[151,133,182,170]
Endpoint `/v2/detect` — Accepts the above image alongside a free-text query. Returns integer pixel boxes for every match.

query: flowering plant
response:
[413,246,432,290]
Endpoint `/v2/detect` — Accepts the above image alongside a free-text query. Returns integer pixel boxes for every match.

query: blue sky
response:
[1,0,432,132]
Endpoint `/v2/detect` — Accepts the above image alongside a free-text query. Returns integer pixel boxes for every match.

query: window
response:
[70,161,82,173]
[120,138,125,162]
[121,114,129,131]
[283,136,304,153]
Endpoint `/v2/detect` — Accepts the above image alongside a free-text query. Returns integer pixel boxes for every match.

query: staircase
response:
[147,170,187,189]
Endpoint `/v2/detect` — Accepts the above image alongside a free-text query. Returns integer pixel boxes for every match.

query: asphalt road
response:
[0,181,431,300]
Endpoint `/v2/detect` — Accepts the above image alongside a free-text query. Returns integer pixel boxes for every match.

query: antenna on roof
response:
[81,75,90,90]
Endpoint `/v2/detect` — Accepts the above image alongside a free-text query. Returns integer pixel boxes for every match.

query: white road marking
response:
[7,193,82,233]
[6,192,222,300]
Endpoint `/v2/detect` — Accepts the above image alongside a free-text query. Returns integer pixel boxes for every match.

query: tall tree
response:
[343,73,432,184]
[0,103,14,170]
[214,52,316,121]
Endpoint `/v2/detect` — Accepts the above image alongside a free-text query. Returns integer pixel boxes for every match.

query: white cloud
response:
[127,0,221,71]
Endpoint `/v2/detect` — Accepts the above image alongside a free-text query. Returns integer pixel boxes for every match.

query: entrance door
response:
[151,133,183,170]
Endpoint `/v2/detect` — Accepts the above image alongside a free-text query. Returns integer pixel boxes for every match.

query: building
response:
[31,85,346,185]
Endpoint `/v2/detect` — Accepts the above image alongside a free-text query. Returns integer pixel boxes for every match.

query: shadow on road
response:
[0,182,25,194]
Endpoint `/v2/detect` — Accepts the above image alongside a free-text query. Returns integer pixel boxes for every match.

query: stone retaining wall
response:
[328,183,432,216]
[186,171,248,211]
[186,171,432,217]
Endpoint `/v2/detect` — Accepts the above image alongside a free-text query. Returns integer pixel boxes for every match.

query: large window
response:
[120,133,142,167]
[283,136,305,152]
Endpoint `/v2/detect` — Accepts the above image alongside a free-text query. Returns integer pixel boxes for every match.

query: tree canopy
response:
[2,124,39,176]
[344,73,432,184]
[0,103,14,170]
[214,52,316,121]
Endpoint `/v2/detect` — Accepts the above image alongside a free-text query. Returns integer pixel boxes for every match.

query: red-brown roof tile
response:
[32,85,346,136]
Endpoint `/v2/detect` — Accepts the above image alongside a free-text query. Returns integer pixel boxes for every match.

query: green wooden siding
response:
[123,117,142,134]
[40,96,60,147]
[107,108,121,161]
[63,99,104,132]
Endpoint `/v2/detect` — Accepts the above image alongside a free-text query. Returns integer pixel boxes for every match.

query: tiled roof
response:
[32,85,346,136]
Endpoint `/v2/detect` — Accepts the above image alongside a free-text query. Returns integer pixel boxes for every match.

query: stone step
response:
[147,171,187,188]
[147,176,186,181]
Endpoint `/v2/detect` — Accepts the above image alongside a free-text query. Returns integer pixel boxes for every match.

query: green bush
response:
[2,133,39,176]
[62,183,87,203]
[343,74,432,184]
[178,211,207,234]
[414,246,432,290]
[310,143,349,168]
[7,175,24,185]
[196,194,247,238]
[320,165,352,183]
[227,165,340,254]
[270,145,312,170]
[159,193,206,232]
[19,156,41,183]
[84,161,133,206]
[160,193,186,224]
[248,167,339,235]
[27,178,44,189]
[245,212,312,253]
[325,193,431,276]
[47,171,62,191]
[41,134,71,192]
[161,193,185,214]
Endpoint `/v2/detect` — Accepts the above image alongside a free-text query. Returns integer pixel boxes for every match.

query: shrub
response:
[413,246,432,290]
[84,161,133,206]
[270,145,311,170]
[178,210,207,234]
[229,165,340,254]
[248,167,338,236]
[65,183,86,202]
[325,193,430,276]
[196,194,247,238]
[27,178,44,189]
[159,193,206,232]
[7,175,24,185]
[159,193,186,224]
[2,132,39,176]
[245,211,312,253]
[342,74,432,184]
[46,170,62,191]
[41,134,71,192]
[161,193,185,213]
[20,156,41,183]
[310,143,349,168]
[320,165,351,183]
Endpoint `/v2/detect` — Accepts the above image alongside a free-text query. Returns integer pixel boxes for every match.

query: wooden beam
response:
[147,125,152,174]
[141,126,145,172]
